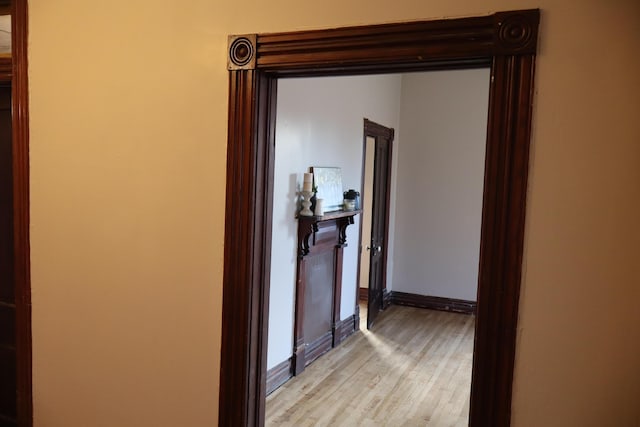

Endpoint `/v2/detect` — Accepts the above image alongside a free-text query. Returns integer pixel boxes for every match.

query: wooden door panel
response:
[302,251,335,345]
[366,120,393,329]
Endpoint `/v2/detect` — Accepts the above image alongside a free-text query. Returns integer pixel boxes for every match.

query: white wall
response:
[268,74,402,369]
[391,69,490,301]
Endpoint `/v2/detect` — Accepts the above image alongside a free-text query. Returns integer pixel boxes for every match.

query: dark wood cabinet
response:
[292,210,360,375]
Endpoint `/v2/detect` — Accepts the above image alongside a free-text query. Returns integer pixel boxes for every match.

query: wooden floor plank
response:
[266,304,474,426]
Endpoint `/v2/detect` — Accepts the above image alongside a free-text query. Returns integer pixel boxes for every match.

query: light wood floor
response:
[266,303,475,426]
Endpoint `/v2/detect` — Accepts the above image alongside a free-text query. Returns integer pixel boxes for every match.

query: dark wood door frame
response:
[360,119,393,328]
[1,0,32,426]
[220,10,539,427]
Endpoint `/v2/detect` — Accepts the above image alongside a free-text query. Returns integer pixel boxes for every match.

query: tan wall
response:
[29,0,640,426]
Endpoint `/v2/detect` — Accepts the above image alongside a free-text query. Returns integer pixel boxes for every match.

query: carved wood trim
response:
[11,0,32,425]
[469,52,536,427]
[221,9,539,427]
[493,11,540,55]
[297,219,316,257]
[228,35,257,70]
[219,71,276,427]
[297,211,359,258]
[255,10,538,75]
[336,215,353,246]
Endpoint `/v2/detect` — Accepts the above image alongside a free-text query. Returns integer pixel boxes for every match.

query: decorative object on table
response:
[343,189,360,210]
[299,172,315,216]
[314,198,324,217]
[299,190,314,216]
[311,167,343,212]
[310,184,318,212]
[302,172,314,192]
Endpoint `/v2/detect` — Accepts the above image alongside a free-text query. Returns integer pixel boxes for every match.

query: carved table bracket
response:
[297,210,360,258]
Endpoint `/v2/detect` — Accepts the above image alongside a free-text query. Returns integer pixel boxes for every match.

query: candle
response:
[314,198,324,217]
[303,172,313,192]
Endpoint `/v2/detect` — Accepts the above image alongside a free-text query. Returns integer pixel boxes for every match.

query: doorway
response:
[265,68,489,423]
[265,74,401,384]
[220,10,539,427]
[360,119,393,329]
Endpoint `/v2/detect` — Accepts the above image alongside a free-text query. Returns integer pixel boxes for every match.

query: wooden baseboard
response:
[305,332,333,367]
[383,289,391,309]
[269,314,358,395]
[354,305,360,330]
[335,314,357,345]
[389,291,476,315]
[266,358,292,396]
[360,288,391,306]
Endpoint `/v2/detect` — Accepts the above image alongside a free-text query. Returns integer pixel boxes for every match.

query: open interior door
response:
[365,119,393,329]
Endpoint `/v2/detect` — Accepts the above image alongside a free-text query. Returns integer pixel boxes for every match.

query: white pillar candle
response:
[314,198,324,217]
[303,172,313,192]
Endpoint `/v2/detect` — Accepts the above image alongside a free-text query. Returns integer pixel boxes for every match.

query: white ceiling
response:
[0,15,10,54]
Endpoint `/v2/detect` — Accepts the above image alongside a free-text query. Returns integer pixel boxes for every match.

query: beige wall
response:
[29,0,640,426]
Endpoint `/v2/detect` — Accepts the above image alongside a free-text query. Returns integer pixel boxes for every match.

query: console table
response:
[293,210,361,375]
